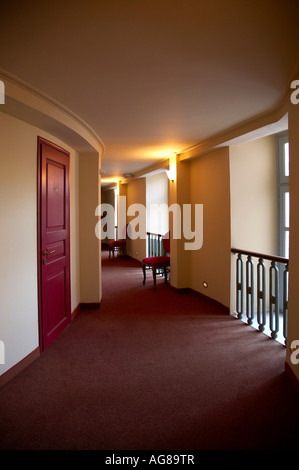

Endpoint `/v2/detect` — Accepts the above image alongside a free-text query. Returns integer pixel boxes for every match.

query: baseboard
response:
[172,286,230,315]
[79,302,101,310]
[72,302,101,316]
[128,255,143,266]
[0,303,99,388]
[285,361,299,395]
[119,254,142,265]
[71,304,81,322]
[195,290,230,314]
[171,287,190,295]
[0,347,40,389]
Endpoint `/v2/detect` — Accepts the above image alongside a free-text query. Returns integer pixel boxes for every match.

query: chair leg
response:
[153,267,157,290]
[164,266,168,284]
[142,263,146,285]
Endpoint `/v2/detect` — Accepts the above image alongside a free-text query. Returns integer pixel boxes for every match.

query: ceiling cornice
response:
[0,68,105,155]
[179,60,299,162]
[179,95,289,162]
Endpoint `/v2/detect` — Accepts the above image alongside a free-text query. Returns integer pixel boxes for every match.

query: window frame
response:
[276,131,289,259]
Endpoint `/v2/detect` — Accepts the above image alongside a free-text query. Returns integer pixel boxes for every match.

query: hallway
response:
[0,251,298,450]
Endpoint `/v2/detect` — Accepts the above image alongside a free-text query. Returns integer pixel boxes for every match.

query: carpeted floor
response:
[0,251,299,450]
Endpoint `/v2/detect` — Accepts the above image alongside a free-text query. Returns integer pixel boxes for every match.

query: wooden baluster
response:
[232,248,289,344]
[236,253,244,320]
[257,257,266,332]
[246,255,254,325]
[269,261,279,339]
[283,262,289,345]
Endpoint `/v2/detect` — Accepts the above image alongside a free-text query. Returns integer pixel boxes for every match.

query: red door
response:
[37,137,71,351]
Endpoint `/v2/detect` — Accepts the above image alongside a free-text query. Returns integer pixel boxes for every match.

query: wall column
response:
[286,100,299,385]
[168,155,191,289]
[79,152,101,305]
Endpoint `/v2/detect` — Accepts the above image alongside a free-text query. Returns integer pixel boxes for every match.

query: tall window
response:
[146,172,169,236]
[276,131,289,258]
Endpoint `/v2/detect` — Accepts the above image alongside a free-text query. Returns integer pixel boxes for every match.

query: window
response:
[146,172,169,255]
[146,172,169,236]
[276,131,289,259]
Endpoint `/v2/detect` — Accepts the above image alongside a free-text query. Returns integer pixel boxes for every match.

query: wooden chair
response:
[142,233,170,289]
[108,224,128,259]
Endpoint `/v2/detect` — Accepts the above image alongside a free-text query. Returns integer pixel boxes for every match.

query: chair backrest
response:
[162,232,170,254]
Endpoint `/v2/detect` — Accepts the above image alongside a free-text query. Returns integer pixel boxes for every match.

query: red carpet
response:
[0,251,299,450]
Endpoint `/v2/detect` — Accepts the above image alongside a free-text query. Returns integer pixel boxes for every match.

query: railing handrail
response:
[231,248,289,264]
[146,231,163,237]
[232,246,289,344]
[146,231,164,257]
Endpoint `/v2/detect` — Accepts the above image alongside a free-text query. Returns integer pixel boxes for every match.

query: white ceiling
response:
[0,0,298,180]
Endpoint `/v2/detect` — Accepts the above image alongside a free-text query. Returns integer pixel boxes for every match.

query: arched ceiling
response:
[0,0,298,180]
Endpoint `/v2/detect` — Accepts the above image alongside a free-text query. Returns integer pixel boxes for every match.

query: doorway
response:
[37,137,71,351]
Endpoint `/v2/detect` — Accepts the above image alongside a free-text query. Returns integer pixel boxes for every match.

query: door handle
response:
[43,249,56,256]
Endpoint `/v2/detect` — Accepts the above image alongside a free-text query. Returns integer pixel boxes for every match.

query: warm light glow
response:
[101,177,121,184]
[166,155,177,181]
[130,145,180,160]
[114,181,120,196]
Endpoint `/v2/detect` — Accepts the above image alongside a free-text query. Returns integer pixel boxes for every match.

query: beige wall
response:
[101,188,115,206]
[188,147,231,308]
[229,135,278,311]
[230,135,277,254]
[146,172,169,235]
[286,101,299,383]
[79,153,101,303]
[101,187,115,243]
[0,111,80,375]
[168,156,191,289]
[126,178,146,262]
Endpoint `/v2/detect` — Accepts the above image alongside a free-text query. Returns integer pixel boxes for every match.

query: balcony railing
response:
[231,248,289,345]
[146,232,164,257]
[146,232,170,282]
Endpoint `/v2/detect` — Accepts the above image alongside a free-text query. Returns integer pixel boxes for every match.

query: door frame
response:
[37,136,71,352]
